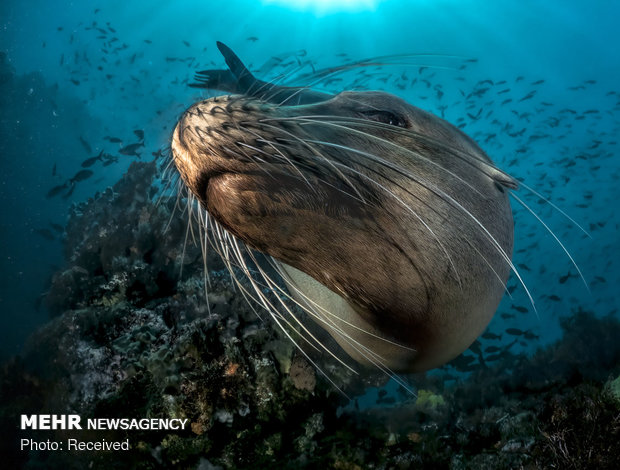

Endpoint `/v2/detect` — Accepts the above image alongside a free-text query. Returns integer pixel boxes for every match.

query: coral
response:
[414,389,446,414]
[606,374,620,407]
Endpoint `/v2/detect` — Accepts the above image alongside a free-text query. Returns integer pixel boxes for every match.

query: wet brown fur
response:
[171,90,514,372]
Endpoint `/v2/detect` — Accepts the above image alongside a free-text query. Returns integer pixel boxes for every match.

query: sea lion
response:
[171,42,517,373]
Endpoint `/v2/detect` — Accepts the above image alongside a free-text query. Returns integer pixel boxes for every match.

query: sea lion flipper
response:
[216,41,256,89]
[190,69,240,93]
[190,42,332,105]
[216,41,273,98]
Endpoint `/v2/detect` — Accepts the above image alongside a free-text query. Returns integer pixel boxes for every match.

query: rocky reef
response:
[1,161,619,469]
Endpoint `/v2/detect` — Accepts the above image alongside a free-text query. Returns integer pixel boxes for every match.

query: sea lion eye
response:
[360,110,408,128]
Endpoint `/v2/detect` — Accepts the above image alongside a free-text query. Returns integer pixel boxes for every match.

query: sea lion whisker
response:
[241,249,361,371]
[187,193,202,246]
[233,121,319,184]
[220,144,255,164]
[198,208,214,294]
[252,134,371,205]
[305,117,494,195]
[263,115,518,189]
[159,148,178,177]
[269,113,506,173]
[256,129,462,287]
[255,122,368,203]
[158,163,178,197]
[220,235,317,348]
[222,238,353,394]
[301,150,509,300]
[237,118,365,203]
[163,181,189,234]
[303,137,527,299]
[267,259,417,353]
[252,253,416,392]
[155,170,180,209]
[266,263,418,393]
[295,117,486,198]
[226,230,402,386]
[212,226,269,321]
[254,60,334,107]
[293,53,465,87]
[191,207,212,311]
[253,135,367,203]
[257,66,313,105]
[236,138,314,189]
[467,238,513,299]
[301,138,463,285]
[311,139,532,310]
[515,179,590,238]
[510,192,589,292]
[179,193,199,280]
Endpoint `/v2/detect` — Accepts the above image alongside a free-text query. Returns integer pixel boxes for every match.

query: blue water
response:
[1,0,618,369]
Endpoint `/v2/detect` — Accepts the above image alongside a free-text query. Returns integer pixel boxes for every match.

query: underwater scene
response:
[1,0,619,468]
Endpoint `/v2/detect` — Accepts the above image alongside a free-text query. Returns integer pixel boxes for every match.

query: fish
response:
[62,182,76,200]
[34,229,55,241]
[52,163,57,176]
[485,353,504,362]
[70,169,94,183]
[133,129,144,140]
[500,313,516,320]
[49,223,64,233]
[102,155,119,166]
[518,91,536,102]
[104,136,123,143]
[182,40,191,47]
[484,346,502,353]
[46,183,69,199]
[481,332,502,340]
[81,150,104,167]
[246,36,259,42]
[79,136,92,154]
[510,305,529,313]
[468,340,482,356]
[449,354,477,371]
[119,142,145,157]
[505,328,525,336]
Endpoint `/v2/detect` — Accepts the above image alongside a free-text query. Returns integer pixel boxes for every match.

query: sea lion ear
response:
[489,167,519,190]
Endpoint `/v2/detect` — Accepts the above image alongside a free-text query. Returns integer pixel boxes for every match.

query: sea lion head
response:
[171,46,516,373]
